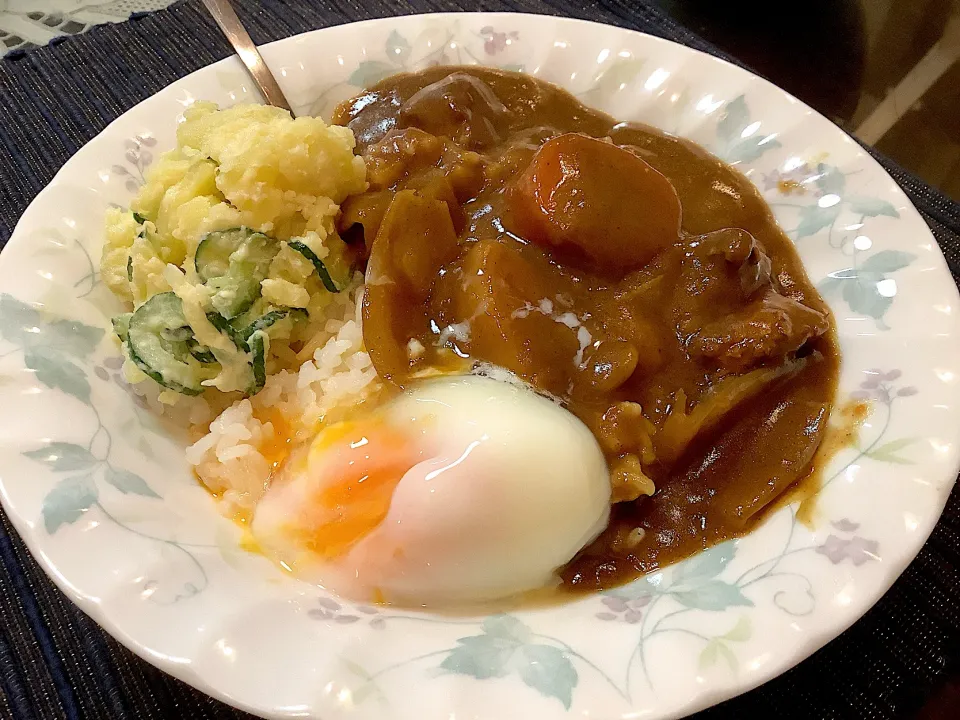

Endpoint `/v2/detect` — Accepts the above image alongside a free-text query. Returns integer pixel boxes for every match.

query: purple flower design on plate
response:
[479,26,519,56]
[595,593,651,623]
[309,597,361,624]
[309,597,386,628]
[816,534,880,566]
[850,368,917,404]
[831,518,859,533]
[111,134,156,192]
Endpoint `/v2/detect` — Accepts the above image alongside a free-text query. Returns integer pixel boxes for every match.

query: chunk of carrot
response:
[506,133,681,274]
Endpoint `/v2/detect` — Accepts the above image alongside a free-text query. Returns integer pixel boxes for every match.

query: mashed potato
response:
[101,102,367,402]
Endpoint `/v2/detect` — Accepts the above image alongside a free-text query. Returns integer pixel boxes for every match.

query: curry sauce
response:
[332,67,840,591]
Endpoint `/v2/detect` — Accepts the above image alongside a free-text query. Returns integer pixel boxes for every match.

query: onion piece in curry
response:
[331,67,840,591]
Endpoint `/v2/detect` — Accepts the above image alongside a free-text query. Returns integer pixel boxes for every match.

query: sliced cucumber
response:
[207,307,304,352]
[204,303,306,395]
[204,316,268,394]
[112,313,132,343]
[127,292,214,395]
[161,326,193,343]
[188,340,217,364]
[228,296,272,332]
[133,211,149,243]
[206,311,247,350]
[203,312,261,394]
[243,309,303,340]
[195,228,280,319]
[195,229,244,281]
[248,330,269,394]
[288,241,341,293]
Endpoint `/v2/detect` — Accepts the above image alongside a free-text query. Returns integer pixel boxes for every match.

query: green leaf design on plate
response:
[385,30,411,64]
[340,658,386,706]
[0,293,103,360]
[698,617,751,671]
[42,473,98,534]
[440,634,518,679]
[45,318,104,358]
[699,638,720,669]
[847,195,900,219]
[24,442,98,471]
[818,267,856,291]
[481,613,532,642]
[726,136,782,165]
[819,251,915,327]
[0,294,43,345]
[717,641,737,671]
[24,348,90,404]
[814,163,846,196]
[517,644,578,709]
[842,269,892,322]
[722,616,752,642]
[716,95,781,164]
[858,250,916,274]
[717,96,749,148]
[342,657,374,680]
[817,275,845,297]
[865,437,916,464]
[671,540,735,587]
[795,203,842,239]
[671,580,754,610]
[348,61,396,87]
[698,638,737,671]
[104,466,160,498]
[440,614,579,707]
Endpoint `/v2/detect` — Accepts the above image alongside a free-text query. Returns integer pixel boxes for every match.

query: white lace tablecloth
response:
[0,1,175,55]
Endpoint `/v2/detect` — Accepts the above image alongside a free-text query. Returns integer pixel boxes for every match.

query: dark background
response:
[652,0,960,202]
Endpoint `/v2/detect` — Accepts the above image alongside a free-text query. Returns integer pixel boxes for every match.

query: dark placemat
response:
[1,1,959,718]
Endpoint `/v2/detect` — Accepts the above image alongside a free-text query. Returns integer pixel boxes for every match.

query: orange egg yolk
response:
[291,417,424,560]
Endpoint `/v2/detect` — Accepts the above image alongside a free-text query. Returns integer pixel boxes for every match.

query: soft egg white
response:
[252,374,611,606]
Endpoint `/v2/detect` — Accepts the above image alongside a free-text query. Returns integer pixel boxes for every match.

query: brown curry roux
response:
[332,67,840,591]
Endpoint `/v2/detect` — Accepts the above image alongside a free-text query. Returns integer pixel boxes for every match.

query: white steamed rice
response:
[185,280,379,513]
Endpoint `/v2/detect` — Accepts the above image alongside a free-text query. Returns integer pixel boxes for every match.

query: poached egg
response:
[252,374,610,606]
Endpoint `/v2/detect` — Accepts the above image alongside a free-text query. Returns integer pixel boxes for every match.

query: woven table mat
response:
[1,1,958,718]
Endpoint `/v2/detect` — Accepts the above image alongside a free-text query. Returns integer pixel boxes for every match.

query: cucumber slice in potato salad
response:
[195,228,280,319]
[125,292,217,396]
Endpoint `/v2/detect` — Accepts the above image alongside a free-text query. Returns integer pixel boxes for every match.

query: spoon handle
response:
[201,0,294,115]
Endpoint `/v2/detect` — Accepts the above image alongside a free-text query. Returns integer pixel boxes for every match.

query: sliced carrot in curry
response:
[505,133,682,274]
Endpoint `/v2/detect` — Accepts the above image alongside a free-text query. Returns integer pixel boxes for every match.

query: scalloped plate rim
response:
[0,12,958,720]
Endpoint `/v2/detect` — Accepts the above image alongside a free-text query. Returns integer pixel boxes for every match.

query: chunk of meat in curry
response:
[332,67,839,590]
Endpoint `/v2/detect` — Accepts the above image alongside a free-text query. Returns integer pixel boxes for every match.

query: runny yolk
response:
[257,409,295,473]
[294,417,423,560]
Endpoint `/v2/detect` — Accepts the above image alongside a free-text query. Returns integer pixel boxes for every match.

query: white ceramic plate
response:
[1,13,958,720]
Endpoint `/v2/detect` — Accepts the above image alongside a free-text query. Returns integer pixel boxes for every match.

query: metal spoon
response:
[201,0,294,115]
